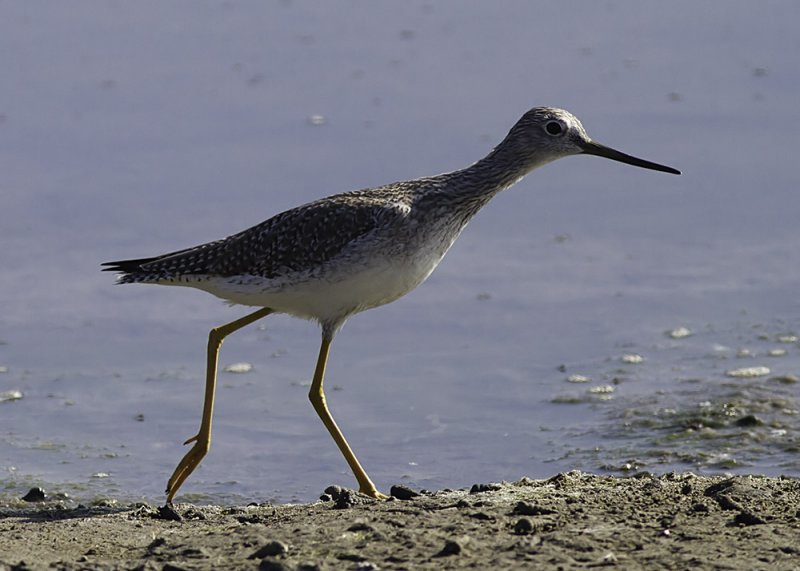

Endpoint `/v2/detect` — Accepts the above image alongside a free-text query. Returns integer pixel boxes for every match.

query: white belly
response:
[192,243,447,323]
[159,208,469,325]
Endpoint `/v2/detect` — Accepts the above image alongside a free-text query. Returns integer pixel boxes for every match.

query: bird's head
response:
[503,107,680,175]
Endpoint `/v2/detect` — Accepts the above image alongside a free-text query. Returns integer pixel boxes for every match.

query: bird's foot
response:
[165,435,210,503]
[360,487,390,500]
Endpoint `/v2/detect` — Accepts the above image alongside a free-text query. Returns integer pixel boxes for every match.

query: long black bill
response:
[581,140,680,175]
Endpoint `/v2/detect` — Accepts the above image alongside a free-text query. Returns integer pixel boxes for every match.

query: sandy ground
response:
[1,472,798,570]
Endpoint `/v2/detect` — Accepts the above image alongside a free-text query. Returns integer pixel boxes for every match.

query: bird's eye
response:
[544,120,564,136]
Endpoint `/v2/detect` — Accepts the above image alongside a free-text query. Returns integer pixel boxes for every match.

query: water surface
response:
[1,1,798,505]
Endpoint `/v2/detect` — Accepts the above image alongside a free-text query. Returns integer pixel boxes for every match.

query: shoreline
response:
[2,471,798,570]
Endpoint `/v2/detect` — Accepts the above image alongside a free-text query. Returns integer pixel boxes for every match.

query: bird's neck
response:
[437,139,545,206]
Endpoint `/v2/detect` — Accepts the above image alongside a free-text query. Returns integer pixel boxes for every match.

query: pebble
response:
[726,366,770,378]
[156,504,183,521]
[588,384,615,394]
[390,484,420,500]
[323,485,347,501]
[22,487,47,502]
[258,559,290,571]
[436,539,463,557]
[514,518,534,535]
[600,552,619,564]
[323,487,375,509]
[734,414,763,427]
[734,511,767,526]
[668,327,692,339]
[249,540,289,559]
[224,362,253,374]
[469,483,502,494]
[0,390,23,402]
[513,501,556,516]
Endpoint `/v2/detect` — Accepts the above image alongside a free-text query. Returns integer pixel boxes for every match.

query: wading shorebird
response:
[103,107,680,503]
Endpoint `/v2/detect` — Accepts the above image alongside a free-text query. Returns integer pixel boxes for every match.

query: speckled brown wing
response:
[102,189,411,283]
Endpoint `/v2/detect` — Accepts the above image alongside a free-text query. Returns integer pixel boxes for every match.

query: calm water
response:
[1,1,798,505]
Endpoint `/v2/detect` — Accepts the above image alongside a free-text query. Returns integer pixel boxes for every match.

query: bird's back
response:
[104,184,419,285]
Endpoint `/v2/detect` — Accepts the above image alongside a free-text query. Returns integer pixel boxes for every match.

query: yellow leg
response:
[165,307,273,504]
[309,334,388,499]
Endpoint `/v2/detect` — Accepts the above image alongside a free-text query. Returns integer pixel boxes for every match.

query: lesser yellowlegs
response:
[103,107,680,503]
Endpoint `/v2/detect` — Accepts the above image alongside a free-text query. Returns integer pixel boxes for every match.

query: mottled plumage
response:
[103,107,679,504]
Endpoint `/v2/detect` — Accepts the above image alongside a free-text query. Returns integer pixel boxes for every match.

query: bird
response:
[103,107,680,504]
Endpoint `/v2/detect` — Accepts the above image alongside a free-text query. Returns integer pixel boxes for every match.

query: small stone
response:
[513,501,556,516]
[323,485,347,501]
[588,384,615,394]
[224,362,252,374]
[469,483,502,494]
[514,518,534,535]
[390,484,420,500]
[726,366,770,378]
[734,414,763,427]
[22,487,46,502]
[0,389,23,402]
[259,559,290,571]
[330,488,373,509]
[668,327,692,339]
[468,511,494,521]
[600,552,619,564]
[181,507,206,521]
[250,540,289,559]
[156,504,183,521]
[436,539,463,557]
[734,510,767,526]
